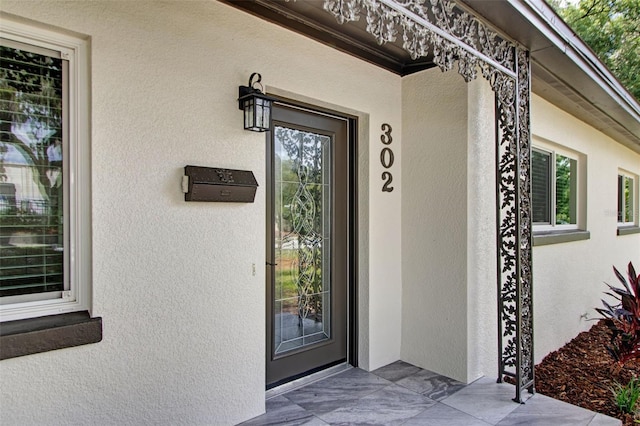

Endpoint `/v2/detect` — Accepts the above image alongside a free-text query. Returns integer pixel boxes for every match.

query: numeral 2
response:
[382,172,394,192]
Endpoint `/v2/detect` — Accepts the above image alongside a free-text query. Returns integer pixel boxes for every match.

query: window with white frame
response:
[0,20,90,322]
[532,144,582,231]
[618,171,637,227]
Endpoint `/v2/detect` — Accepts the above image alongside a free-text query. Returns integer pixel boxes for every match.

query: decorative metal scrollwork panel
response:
[323,0,516,81]
[491,50,534,403]
[516,48,534,395]
[273,126,332,355]
[321,0,533,402]
[492,48,534,402]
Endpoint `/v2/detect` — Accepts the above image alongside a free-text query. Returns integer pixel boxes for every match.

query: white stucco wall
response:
[531,94,640,362]
[401,68,467,382]
[466,76,499,381]
[368,114,403,371]
[401,68,497,383]
[0,1,402,424]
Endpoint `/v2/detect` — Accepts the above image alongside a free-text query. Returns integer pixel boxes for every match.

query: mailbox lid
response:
[185,165,258,187]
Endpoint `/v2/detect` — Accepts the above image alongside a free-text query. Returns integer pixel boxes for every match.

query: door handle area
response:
[266,262,278,266]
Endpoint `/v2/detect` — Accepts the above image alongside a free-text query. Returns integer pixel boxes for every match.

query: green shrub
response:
[611,377,640,415]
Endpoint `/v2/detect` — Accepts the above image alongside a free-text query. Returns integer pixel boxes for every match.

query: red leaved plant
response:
[596,262,640,367]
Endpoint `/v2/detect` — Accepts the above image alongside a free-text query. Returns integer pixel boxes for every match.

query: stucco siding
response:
[466,76,499,382]
[0,1,402,424]
[401,69,498,384]
[531,94,640,363]
[401,69,469,382]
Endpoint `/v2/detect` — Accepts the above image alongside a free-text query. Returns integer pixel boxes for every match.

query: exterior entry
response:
[266,102,352,388]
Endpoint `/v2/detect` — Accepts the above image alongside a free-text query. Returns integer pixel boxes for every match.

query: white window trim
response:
[532,137,586,233]
[0,16,91,322]
[618,169,638,227]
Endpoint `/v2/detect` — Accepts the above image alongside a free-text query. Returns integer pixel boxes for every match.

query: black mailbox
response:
[183,165,258,203]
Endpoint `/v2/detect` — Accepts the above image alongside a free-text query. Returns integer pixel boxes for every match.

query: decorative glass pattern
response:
[322,0,534,401]
[273,125,332,354]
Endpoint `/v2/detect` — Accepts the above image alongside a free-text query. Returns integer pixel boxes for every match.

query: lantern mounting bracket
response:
[238,72,266,110]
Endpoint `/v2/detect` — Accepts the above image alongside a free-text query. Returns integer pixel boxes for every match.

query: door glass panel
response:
[273,125,331,355]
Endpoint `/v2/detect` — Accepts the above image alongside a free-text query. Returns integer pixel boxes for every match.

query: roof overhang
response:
[460,0,640,153]
[223,0,640,153]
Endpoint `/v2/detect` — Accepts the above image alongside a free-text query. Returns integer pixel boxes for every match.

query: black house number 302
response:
[380,123,394,192]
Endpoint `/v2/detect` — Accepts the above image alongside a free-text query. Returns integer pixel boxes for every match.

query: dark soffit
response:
[220,0,436,76]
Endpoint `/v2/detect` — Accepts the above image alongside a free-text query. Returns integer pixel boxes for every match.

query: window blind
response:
[0,43,65,298]
[532,150,551,224]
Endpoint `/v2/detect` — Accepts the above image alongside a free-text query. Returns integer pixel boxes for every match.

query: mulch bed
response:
[535,320,639,425]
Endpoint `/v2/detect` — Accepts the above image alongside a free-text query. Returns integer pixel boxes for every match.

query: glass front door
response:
[266,103,350,388]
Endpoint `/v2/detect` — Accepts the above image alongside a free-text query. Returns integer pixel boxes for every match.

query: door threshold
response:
[265,363,352,400]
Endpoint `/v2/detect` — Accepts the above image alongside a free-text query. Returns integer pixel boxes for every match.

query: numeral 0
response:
[380,147,394,169]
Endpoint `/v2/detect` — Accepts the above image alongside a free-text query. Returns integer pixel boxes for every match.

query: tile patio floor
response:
[240,361,621,426]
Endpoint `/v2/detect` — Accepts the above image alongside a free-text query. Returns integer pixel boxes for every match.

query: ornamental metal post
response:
[515,47,535,401]
[493,47,534,403]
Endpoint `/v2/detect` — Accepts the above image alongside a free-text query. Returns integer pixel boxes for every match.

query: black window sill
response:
[0,311,102,360]
[617,226,640,236]
[533,229,590,246]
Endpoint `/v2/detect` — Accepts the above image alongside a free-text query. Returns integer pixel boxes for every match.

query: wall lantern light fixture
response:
[238,72,274,132]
